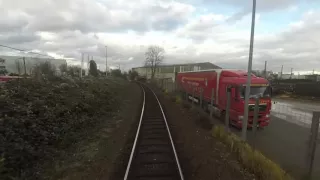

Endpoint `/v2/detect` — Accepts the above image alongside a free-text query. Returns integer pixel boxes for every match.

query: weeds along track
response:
[124,83,184,180]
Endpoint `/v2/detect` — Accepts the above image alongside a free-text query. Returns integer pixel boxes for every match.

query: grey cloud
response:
[201,0,317,22]
[0,9,29,32]
[1,0,319,73]
[1,0,192,34]
[201,0,298,11]
[0,33,41,44]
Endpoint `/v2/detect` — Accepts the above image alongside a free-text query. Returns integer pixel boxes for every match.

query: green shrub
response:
[163,89,168,95]
[212,125,293,180]
[175,96,182,104]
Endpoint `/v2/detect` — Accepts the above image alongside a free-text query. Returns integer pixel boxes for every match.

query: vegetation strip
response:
[166,92,294,180]
[212,125,293,180]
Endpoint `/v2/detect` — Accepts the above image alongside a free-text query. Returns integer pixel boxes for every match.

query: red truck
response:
[176,69,272,129]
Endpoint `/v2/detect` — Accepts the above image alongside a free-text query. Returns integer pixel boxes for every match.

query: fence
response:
[154,78,177,93]
[154,79,320,180]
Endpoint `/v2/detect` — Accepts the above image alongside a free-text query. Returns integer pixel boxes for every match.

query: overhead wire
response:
[0,44,55,58]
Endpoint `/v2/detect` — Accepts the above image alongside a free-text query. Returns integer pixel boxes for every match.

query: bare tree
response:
[144,45,165,79]
[15,60,22,75]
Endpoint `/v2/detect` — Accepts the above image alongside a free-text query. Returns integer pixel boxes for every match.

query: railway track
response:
[124,83,184,180]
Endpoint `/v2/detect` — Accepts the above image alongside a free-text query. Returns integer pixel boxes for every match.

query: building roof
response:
[133,62,221,69]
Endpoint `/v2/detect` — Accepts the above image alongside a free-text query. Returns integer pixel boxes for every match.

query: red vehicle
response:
[0,76,22,83]
[176,69,272,129]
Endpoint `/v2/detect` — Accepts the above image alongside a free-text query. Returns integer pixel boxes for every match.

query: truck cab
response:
[218,71,272,128]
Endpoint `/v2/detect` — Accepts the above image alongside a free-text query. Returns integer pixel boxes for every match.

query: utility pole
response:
[280,65,283,79]
[242,0,257,141]
[23,57,27,76]
[80,53,84,78]
[264,61,267,78]
[87,54,90,76]
[290,68,293,79]
[105,46,108,76]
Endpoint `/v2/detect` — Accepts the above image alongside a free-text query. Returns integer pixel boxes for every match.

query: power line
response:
[0,44,55,58]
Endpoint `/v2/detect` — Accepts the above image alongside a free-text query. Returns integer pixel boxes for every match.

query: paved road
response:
[231,99,320,180]
[271,98,320,128]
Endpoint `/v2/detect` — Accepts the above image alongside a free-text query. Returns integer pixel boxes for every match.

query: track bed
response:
[124,83,183,180]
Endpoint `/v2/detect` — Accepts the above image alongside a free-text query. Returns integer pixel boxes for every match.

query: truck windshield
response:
[240,86,271,99]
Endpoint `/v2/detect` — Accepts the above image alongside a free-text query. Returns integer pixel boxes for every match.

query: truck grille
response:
[248,104,267,112]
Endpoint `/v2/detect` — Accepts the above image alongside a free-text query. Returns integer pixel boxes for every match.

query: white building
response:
[132,62,221,81]
[0,55,67,75]
[278,73,306,80]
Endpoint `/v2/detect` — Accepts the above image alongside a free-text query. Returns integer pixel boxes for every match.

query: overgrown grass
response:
[212,125,293,180]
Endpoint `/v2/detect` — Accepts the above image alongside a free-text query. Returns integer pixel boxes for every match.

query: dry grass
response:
[212,125,294,180]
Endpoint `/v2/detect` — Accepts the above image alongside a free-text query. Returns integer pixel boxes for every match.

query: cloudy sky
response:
[0,0,320,74]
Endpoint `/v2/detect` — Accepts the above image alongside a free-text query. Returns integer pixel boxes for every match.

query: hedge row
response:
[0,77,122,179]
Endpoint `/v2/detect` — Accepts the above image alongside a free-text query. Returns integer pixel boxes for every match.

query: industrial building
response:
[0,55,67,75]
[132,62,221,81]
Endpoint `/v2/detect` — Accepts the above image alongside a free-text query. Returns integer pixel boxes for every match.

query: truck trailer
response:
[176,69,272,129]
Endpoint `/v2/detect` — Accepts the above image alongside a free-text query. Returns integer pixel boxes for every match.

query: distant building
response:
[305,74,320,81]
[132,62,221,81]
[277,72,306,80]
[0,55,67,75]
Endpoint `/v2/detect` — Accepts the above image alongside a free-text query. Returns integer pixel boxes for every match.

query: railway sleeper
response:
[138,144,172,154]
[142,125,167,131]
[135,162,178,177]
[134,152,175,164]
[138,177,179,180]
[140,139,170,146]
